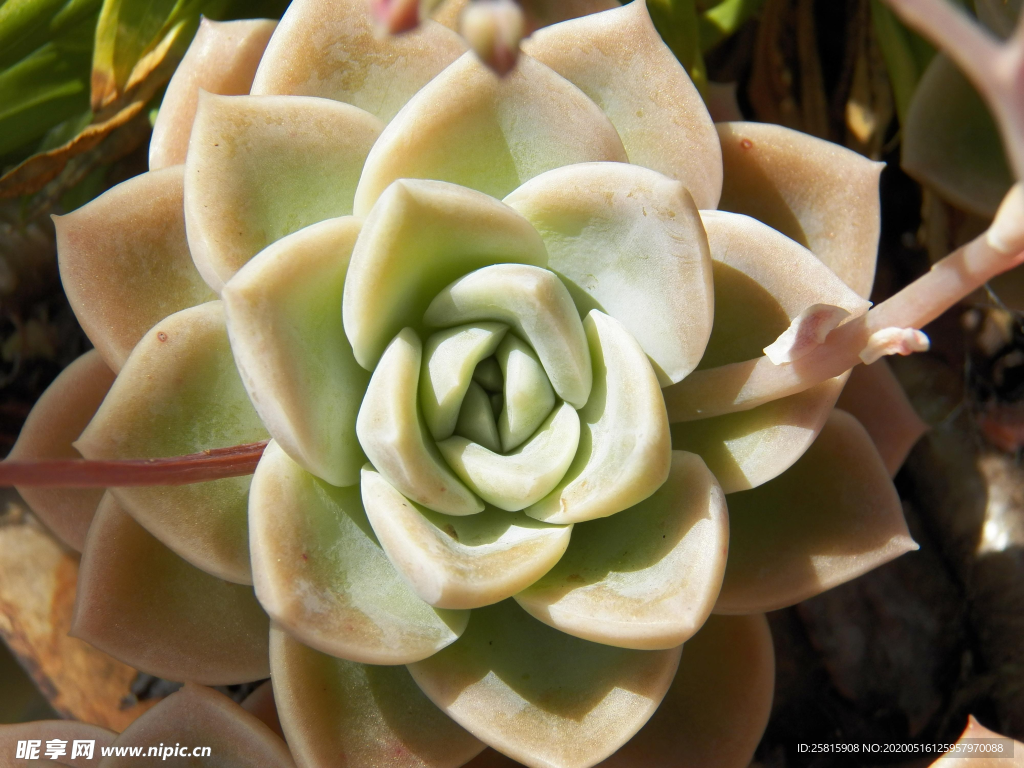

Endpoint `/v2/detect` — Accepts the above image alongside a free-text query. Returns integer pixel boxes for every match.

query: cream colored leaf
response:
[9,350,114,550]
[505,162,713,387]
[150,19,277,170]
[425,265,592,408]
[438,403,580,512]
[357,329,484,517]
[517,451,727,650]
[526,311,671,524]
[353,53,626,216]
[717,122,883,299]
[184,93,383,293]
[75,302,268,585]
[251,0,467,123]
[55,166,216,372]
[524,1,722,210]
[271,627,484,768]
[407,600,682,768]
[362,467,572,609]
[343,179,547,370]
[249,442,468,665]
[222,216,369,488]
[73,494,270,686]
[715,409,918,614]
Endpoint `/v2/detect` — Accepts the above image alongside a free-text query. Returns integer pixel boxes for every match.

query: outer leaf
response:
[250,0,466,123]
[271,627,485,768]
[184,92,383,293]
[438,403,581,512]
[149,18,277,170]
[55,165,215,372]
[717,122,883,299]
[902,53,1013,218]
[524,1,722,210]
[8,349,114,550]
[222,216,369,488]
[597,614,774,768]
[352,53,627,216]
[516,451,727,650]
[343,179,547,371]
[362,467,572,610]
[408,600,682,768]
[424,265,592,408]
[715,409,918,614]
[76,301,268,585]
[72,494,270,685]
[357,329,484,517]
[97,684,293,768]
[670,375,848,493]
[0,722,115,767]
[505,162,714,387]
[526,311,671,524]
[249,441,468,664]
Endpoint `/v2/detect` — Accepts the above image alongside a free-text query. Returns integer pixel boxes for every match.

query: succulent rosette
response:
[9,1,923,766]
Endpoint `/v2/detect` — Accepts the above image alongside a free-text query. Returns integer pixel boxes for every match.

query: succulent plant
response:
[7,0,1024,766]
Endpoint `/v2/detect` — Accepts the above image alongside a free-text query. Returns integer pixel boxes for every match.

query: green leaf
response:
[647,0,707,94]
[698,0,764,51]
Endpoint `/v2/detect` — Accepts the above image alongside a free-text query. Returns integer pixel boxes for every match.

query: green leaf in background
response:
[869,0,934,126]
[698,0,765,51]
[648,0,708,94]
[974,0,1022,38]
[902,52,1013,218]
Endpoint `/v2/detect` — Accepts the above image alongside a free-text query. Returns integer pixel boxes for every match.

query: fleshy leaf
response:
[250,0,467,123]
[456,382,503,453]
[438,403,581,512]
[0,722,115,767]
[55,166,216,373]
[72,494,270,686]
[504,162,713,386]
[222,216,369,488]
[357,329,484,516]
[425,265,592,408]
[250,441,468,664]
[526,311,671,524]
[496,333,555,453]
[408,600,682,768]
[271,627,485,768]
[421,323,509,442]
[98,684,293,768]
[597,614,774,768]
[516,451,727,650]
[241,681,283,739]
[670,375,848,493]
[717,121,883,298]
[692,210,870,371]
[836,360,927,476]
[715,409,918,614]
[523,1,722,210]
[75,302,268,585]
[362,467,571,609]
[184,93,383,293]
[8,350,114,550]
[352,52,627,216]
[149,19,277,170]
[902,53,1013,219]
[343,179,547,370]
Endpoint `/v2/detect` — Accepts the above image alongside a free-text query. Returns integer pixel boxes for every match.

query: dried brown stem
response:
[0,441,269,488]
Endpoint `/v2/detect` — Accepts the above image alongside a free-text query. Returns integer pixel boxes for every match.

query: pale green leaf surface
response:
[75,301,268,585]
[495,333,555,453]
[517,451,727,650]
[249,442,468,664]
[184,92,383,293]
[456,382,502,454]
[362,467,572,610]
[408,600,682,768]
[271,627,484,768]
[222,216,370,488]
[528,311,670,526]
